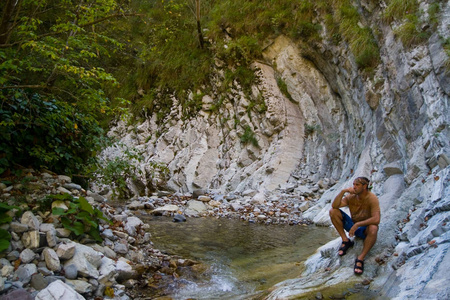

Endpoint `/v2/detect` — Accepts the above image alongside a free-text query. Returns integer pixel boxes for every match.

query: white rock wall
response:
[98,1,450,298]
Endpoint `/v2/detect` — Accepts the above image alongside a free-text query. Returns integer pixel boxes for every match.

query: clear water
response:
[144,216,336,300]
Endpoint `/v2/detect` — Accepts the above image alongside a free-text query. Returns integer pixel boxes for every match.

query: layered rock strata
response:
[98,2,450,298]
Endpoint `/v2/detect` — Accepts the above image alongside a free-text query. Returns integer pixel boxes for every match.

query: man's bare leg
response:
[329,208,351,255]
[354,224,378,274]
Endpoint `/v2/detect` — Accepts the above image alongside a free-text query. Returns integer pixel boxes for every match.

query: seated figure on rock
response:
[329,176,380,275]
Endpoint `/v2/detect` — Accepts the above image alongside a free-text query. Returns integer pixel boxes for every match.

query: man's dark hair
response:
[355,177,371,190]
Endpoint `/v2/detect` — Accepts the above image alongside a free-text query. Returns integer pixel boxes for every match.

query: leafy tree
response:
[0,0,141,175]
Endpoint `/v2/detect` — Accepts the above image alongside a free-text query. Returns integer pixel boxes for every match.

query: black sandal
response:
[338,240,354,256]
[354,258,364,275]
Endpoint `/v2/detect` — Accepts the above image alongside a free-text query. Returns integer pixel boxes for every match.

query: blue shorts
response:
[340,209,367,239]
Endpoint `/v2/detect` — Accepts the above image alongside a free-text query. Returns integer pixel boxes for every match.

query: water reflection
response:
[143,216,335,299]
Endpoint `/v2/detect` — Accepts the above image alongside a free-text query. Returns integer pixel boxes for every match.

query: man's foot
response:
[338,240,354,256]
[354,258,364,275]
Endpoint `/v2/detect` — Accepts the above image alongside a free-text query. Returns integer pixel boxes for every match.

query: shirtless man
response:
[329,177,380,275]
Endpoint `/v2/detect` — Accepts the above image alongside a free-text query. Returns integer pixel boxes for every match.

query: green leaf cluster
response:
[95,146,144,200]
[0,0,135,175]
[240,125,259,148]
[95,145,169,199]
[383,0,419,23]
[276,76,293,102]
[50,193,111,242]
[122,0,327,121]
[0,90,105,175]
[0,202,21,252]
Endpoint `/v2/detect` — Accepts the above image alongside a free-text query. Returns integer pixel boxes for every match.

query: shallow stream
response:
[143,216,336,299]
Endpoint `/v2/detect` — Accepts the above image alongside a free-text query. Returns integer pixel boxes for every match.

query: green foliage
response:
[240,125,259,147]
[382,0,432,48]
[95,146,143,199]
[130,89,157,120]
[0,90,105,175]
[182,91,204,119]
[207,0,323,42]
[289,2,322,40]
[0,202,21,252]
[247,93,267,118]
[0,229,11,253]
[125,0,214,120]
[394,15,429,48]
[217,36,261,66]
[383,0,419,23]
[209,96,225,113]
[352,28,381,69]
[443,38,450,73]
[276,76,294,102]
[94,146,169,199]
[146,160,170,191]
[50,193,111,242]
[1,0,443,177]
[0,0,135,175]
[122,0,328,121]
[254,93,267,114]
[428,3,441,28]
[305,124,321,136]
[335,0,380,70]
[290,21,322,41]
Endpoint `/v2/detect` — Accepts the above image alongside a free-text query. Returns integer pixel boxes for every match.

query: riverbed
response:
[142,215,336,299]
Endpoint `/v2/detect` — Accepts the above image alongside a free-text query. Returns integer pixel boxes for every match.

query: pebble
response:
[0,288,34,300]
[30,273,48,290]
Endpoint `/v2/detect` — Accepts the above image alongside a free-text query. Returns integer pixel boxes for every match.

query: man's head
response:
[353,177,370,192]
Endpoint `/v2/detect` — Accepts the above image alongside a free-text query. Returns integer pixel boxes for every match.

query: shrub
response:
[0,90,105,176]
[50,194,112,242]
[394,15,429,47]
[428,3,441,28]
[305,123,321,136]
[0,202,22,252]
[240,125,259,147]
[94,146,144,200]
[383,0,419,23]
[276,76,294,102]
[337,1,380,70]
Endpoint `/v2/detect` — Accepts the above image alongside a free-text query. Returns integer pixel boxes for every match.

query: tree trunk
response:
[196,0,204,49]
[0,0,21,45]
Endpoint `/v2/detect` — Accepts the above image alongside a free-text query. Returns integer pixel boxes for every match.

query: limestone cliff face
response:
[102,1,449,298]
[106,26,448,196]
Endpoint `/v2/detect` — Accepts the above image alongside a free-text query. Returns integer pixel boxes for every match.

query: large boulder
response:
[63,243,102,279]
[35,280,84,300]
[183,200,207,217]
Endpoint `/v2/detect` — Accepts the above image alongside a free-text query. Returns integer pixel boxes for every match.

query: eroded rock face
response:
[97,2,449,299]
[100,26,448,197]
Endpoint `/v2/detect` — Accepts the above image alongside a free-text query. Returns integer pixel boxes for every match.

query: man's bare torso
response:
[346,192,380,222]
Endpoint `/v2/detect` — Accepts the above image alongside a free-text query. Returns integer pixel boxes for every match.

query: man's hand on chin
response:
[345,187,356,194]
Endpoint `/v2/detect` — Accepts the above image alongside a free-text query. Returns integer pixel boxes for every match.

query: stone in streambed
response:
[173,214,186,222]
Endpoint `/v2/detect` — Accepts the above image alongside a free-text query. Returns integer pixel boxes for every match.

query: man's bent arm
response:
[354,211,381,227]
[332,189,350,209]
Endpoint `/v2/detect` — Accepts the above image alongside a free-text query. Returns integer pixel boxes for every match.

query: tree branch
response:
[0,12,145,48]
[0,85,46,89]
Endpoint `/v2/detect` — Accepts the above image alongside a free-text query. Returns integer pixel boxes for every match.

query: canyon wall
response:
[101,1,449,298]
